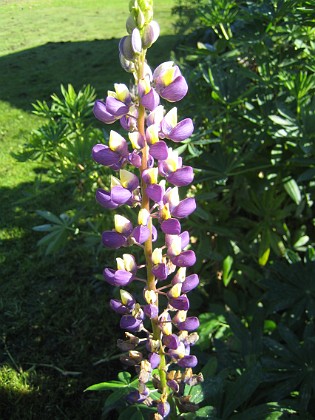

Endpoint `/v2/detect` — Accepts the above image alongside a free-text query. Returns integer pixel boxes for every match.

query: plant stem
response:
[136,51,168,396]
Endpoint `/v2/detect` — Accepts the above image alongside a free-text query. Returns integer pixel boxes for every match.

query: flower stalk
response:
[91,0,202,417]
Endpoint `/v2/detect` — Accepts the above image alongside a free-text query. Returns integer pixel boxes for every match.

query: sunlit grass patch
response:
[0,364,35,396]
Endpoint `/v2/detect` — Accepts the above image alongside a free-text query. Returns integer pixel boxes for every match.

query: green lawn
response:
[0,1,177,418]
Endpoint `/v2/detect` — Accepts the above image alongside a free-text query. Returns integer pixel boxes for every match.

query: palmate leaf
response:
[262,261,315,319]
[222,364,264,418]
[33,211,76,255]
[262,325,315,409]
[230,401,297,420]
[180,406,218,419]
[102,388,129,417]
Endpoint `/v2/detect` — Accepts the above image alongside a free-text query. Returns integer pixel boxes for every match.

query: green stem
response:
[136,51,168,397]
[219,23,230,40]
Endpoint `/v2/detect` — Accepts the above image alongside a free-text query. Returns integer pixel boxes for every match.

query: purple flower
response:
[95,189,119,209]
[102,231,127,249]
[152,263,169,280]
[161,108,194,142]
[167,166,194,187]
[146,183,164,202]
[110,186,132,204]
[126,387,150,404]
[120,315,143,333]
[92,144,121,167]
[172,198,196,218]
[171,250,196,267]
[143,304,158,319]
[177,317,200,331]
[131,225,150,244]
[103,268,133,286]
[141,87,160,111]
[110,297,135,314]
[142,21,160,48]
[93,100,117,124]
[153,62,188,102]
[162,333,180,349]
[169,294,190,311]
[149,141,168,160]
[181,274,199,293]
[178,355,198,368]
[119,35,135,61]
[148,352,160,369]
[157,401,171,418]
[161,218,181,235]
[106,96,129,118]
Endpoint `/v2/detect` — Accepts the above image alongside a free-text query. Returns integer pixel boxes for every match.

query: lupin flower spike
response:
[92,0,202,417]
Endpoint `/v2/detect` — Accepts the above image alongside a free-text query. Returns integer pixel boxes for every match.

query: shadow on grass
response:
[0,179,121,419]
[0,35,180,111]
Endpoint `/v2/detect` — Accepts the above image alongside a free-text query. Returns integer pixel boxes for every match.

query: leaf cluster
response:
[172,0,315,276]
[169,0,315,418]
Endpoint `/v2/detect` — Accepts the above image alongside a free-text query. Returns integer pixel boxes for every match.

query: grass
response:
[0,1,177,418]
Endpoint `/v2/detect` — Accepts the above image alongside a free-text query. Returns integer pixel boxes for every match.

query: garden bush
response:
[168,0,315,417]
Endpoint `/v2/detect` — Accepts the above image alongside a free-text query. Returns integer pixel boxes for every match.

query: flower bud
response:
[131,28,142,53]
[148,352,160,369]
[109,130,128,154]
[114,214,133,234]
[138,208,150,225]
[158,310,172,335]
[142,167,158,184]
[142,20,160,48]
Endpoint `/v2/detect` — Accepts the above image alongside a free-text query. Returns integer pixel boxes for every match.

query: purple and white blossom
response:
[91,0,201,416]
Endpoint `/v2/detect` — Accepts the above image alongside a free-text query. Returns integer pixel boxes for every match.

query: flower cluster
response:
[92,1,202,417]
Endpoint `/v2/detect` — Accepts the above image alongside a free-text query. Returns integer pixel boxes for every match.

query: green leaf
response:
[259,230,271,266]
[36,210,63,224]
[179,406,217,419]
[230,402,297,420]
[85,380,128,391]
[195,207,210,221]
[118,371,131,384]
[103,388,128,416]
[195,406,217,419]
[32,224,55,232]
[222,255,233,286]
[118,406,145,420]
[283,178,301,205]
[222,365,263,418]
[269,115,295,126]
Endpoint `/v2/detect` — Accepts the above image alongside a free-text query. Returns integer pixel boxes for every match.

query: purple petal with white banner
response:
[171,250,196,267]
[103,268,133,286]
[102,231,127,248]
[166,118,194,142]
[96,189,119,209]
[92,144,120,167]
[178,355,198,368]
[93,100,117,124]
[149,141,168,160]
[167,166,194,187]
[172,198,196,218]
[111,186,132,204]
[131,225,150,244]
[177,317,200,331]
[159,75,188,102]
[181,274,199,293]
[161,218,181,235]
[106,96,129,118]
